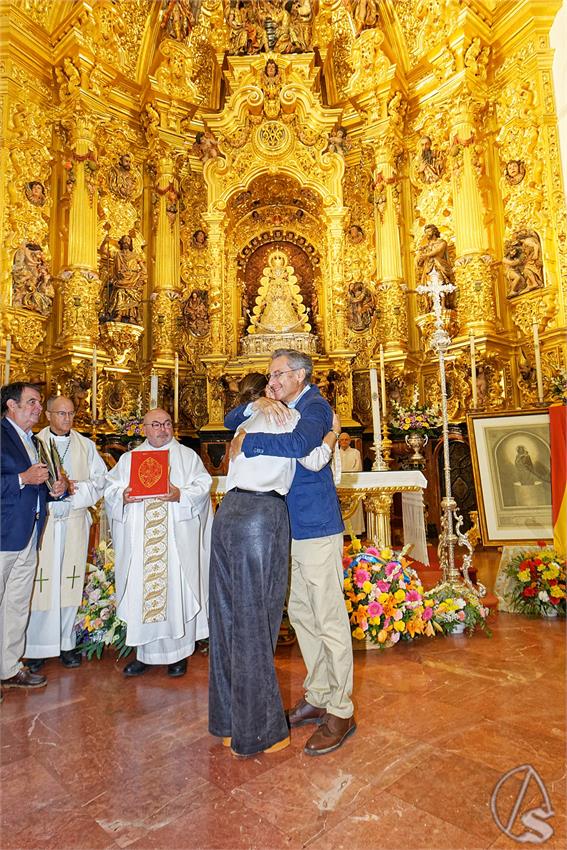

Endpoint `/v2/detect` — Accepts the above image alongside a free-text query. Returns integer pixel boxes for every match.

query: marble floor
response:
[1,614,565,850]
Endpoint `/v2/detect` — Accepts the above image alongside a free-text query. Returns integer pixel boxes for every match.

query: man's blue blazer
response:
[1,417,48,551]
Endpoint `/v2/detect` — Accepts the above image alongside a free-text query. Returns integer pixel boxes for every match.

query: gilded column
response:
[152,154,182,358]
[61,113,100,345]
[200,210,227,429]
[325,207,348,353]
[450,100,497,334]
[373,142,408,351]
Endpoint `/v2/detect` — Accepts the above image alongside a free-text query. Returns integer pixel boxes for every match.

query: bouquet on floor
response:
[503,544,566,617]
[423,582,492,636]
[74,541,131,659]
[343,539,436,647]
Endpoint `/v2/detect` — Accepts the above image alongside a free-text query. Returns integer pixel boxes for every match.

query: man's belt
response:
[230,487,285,501]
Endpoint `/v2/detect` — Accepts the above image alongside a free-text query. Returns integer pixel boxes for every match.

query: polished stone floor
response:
[1,614,565,850]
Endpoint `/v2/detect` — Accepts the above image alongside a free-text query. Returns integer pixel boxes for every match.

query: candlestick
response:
[532,322,544,403]
[150,371,159,409]
[91,346,97,423]
[469,332,478,408]
[379,344,387,418]
[174,353,179,424]
[369,368,381,444]
[3,335,11,385]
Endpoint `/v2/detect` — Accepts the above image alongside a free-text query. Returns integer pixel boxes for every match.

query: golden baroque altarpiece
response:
[1,0,566,439]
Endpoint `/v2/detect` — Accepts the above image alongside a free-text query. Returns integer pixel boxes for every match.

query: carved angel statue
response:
[12,242,54,316]
[464,37,490,80]
[503,230,544,298]
[192,129,222,161]
[142,102,160,143]
[324,126,350,156]
[351,0,380,35]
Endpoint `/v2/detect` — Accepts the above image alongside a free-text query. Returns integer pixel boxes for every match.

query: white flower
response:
[538,590,549,602]
[88,588,101,603]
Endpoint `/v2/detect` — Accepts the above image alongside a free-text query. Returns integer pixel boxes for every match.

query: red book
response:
[129,450,169,499]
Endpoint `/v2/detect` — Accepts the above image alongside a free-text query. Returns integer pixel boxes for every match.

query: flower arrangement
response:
[74,541,131,659]
[343,539,437,647]
[549,368,567,404]
[503,544,566,617]
[389,394,441,436]
[107,414,143,439]
[423,582,492,636]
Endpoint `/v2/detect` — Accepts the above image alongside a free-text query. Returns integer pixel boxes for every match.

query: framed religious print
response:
[468,409,553,546]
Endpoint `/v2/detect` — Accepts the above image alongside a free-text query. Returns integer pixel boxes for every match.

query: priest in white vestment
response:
[338,432,365,536]
[105,408,213,678]
[25,396,107,669]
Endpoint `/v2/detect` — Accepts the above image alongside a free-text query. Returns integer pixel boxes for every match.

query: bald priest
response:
[105,409,213,677]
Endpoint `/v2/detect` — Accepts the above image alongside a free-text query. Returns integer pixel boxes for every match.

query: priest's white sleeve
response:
[70,440,108,510]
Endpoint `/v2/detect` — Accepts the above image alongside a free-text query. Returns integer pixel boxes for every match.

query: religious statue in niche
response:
[260,58,283,118]
[348,224,365,245]
[324,126,350,156]
[183,289,210,337]
[416,225,456,310]
[25,180,47,207]
[504,159,526,186]
[12,242,54,316]
[192,129,222,161]
[346,281,375,332]
[226,1,249,54]
[415,135,444,183]
[248,249,311,335]
[351,0,379,35]
[101,235,147,324]
[161,0,198,41]
[503,229,544,298]
[107,153,143,200]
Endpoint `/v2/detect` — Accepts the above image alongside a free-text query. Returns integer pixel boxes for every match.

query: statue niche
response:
[241,248,315,354]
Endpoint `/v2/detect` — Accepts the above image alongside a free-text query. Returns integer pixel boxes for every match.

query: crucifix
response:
[66,564,81,590]
[34,568,49,593]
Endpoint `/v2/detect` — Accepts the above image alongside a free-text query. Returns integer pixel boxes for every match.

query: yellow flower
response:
[377,629,388,643]
[394,589,406,602]
[362,580,373,594]
[352,627,366,641]
[107,585,115,595]
[380,547,393,560]
[393,620,405,632]
[549,585,565,598]
[378,592,389,603]
[345,599,353,612]
[517,569,531,582]
[350,537,363,553]
[343,578,353,592]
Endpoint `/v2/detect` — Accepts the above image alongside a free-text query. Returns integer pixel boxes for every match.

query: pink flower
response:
[365,547,380,557]
[354,568,371,586]
[385,562,399,578]
[367,601,383,618]
[406,589,420,602]
[393,609,403,621]
[390,631,400,644]
[422,606,433,621]
[457,610,466,621]
[359,617,368,632]
[376,580,390,593]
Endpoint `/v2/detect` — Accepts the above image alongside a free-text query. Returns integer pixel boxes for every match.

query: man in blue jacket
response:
[1,383,66,693]
[227,349,355,755]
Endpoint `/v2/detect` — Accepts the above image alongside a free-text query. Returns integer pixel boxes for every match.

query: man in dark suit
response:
[226,350,355,756]
[1,382,66,692]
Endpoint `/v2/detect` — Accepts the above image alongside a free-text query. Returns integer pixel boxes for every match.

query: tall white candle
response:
[469,332,478,408]
[3,335,11,385]
[532,322,544,403]
[91,346,97,423]
[150,371,158,409]
[174,353,179,424]
[370,368,382,446]
[379,344,387,417]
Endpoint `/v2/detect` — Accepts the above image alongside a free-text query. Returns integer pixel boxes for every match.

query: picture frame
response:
[467,409,553,546]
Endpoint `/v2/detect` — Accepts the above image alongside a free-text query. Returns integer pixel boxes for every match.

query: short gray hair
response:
[272,349,313,382]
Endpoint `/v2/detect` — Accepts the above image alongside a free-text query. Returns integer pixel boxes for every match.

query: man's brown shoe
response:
[304,714,356,756]
[1,668,47,689]
[287,697,326,728]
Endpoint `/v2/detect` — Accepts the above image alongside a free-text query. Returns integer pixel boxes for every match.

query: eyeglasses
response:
[51,411,75,418]
[148,420,172,430]
[266,368,300,381]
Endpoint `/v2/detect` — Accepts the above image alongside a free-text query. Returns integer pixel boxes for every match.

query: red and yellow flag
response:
[549,405,567,558]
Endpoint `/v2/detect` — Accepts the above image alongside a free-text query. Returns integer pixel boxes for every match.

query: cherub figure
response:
[324,126,350,156]
[192,129,222,161]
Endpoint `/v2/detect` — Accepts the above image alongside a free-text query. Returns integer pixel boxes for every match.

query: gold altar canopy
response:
[1,0,566,437]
